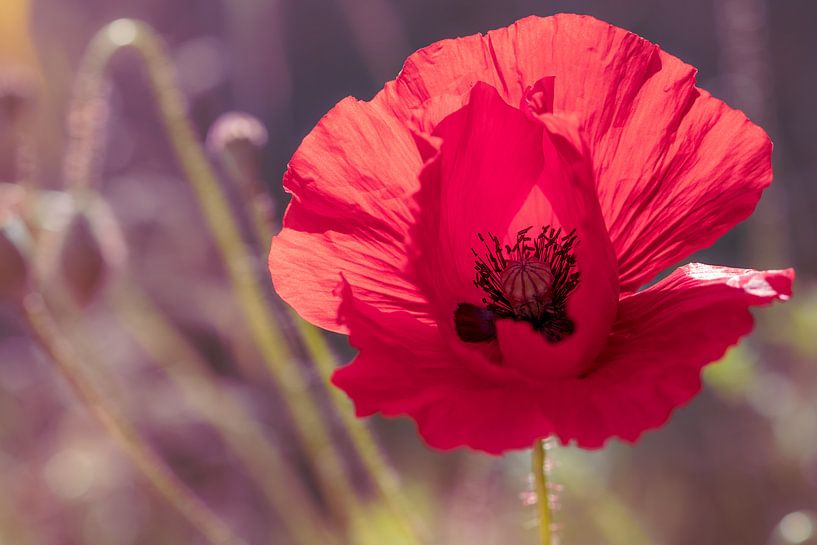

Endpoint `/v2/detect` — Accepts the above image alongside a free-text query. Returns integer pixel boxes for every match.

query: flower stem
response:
[64,18,361,525]
[21,292,247,545]
[532,439,552,545]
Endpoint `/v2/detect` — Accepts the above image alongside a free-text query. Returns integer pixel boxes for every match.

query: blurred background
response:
[1,1,816,544]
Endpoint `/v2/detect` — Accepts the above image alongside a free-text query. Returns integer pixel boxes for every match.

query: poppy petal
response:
[595,87,772,292]
[380,14,773,290]
[576,263,794,446]
[411,82,619,379]
[333,264,793,453]
[331,284,558,454]
[270,97,428,331]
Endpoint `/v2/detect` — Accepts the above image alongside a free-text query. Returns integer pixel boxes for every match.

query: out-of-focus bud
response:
[37,192,126,306]
[60,210,106,306]
[206,111,268,185]
[60,196,126,305]
[206,111,268,157]
[206,112,276,235]
[0,183,31,301]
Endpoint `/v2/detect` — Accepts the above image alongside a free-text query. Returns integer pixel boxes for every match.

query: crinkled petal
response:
[271,224,429,332]
[270,97,428,331]
[284,97,420,228]
[333,264,793,453]
[379,14,773,290]
[592,79,772,291]
[575,263,795,446]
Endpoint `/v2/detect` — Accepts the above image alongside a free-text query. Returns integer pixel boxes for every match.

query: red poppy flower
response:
[269,14,794,453]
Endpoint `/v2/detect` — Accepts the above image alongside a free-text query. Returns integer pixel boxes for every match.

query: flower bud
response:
[206,112,277,234]
[206,111,269,193]
[38,194,126,306]
[61,211,105,305]
[206,111,268,157]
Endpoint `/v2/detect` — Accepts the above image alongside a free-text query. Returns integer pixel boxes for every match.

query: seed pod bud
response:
[206,112,276,235]
[61,211,105,305]
[39,194,126,306]
[206,111,269,191]
[206,111,268,157]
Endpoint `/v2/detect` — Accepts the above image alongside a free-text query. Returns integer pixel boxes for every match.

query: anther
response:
[454,303,497,343]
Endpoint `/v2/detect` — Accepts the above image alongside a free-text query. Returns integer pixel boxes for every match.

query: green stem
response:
[22,292,247,545]
[532,439,552,545]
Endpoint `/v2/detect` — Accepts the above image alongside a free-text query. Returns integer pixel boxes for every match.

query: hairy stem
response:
[532,439,552,545]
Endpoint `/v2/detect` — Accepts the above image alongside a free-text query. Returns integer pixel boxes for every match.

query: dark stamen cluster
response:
[456,226,580,344]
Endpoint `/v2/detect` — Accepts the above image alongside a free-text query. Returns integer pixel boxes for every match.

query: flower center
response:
[455,226,580,344]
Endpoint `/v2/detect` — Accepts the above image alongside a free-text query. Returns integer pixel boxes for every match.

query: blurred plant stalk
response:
[100,276,340,545]
[9,186,245,545]
[23,182,336,545]
[214,113,428,542]
[20,292,249,545]
[61,17,426,544]
[64,16,358,523]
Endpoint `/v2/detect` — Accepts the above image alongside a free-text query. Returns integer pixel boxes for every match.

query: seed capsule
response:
[467,226,579,344]
[499,258,554,315]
